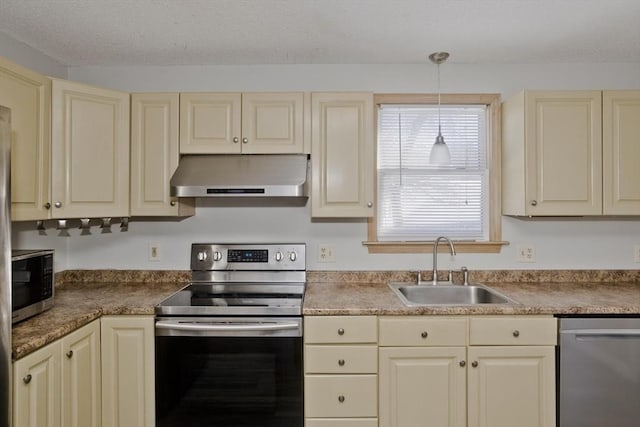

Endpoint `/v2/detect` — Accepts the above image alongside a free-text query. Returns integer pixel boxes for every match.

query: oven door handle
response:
[155,319,302,337]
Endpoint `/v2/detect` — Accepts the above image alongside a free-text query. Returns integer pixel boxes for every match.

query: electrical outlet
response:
[318,244,336,263]
[634,245,640,263]
[516,244,535,263]
[149,242,161,262]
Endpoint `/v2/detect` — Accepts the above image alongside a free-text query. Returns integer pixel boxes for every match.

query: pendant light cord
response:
[437,61,442,137]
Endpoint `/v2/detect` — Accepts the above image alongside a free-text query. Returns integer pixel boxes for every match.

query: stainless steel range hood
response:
[170,154,308,198]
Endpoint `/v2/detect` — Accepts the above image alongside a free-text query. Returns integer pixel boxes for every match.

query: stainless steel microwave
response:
[11,249,54,324]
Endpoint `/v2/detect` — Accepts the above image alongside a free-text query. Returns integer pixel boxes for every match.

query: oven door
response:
[155,317,303,427]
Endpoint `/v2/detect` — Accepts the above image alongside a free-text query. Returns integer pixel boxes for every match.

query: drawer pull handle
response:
[66,350,73,358]
[23,374,32,384]
[338,395,345,403]
[513,330,520,337]
[337,328,345,336]
[459,360,466,367]
[338,359,345,366]
[421,331,428,338]
[472,361,478,368]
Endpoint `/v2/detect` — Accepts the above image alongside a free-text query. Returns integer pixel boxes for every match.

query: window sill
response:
[363,240,509,254]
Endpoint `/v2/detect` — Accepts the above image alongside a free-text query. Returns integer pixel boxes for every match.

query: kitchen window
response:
[365,94,505,253]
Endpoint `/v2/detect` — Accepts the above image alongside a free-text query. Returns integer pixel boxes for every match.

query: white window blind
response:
[377,104,488,241]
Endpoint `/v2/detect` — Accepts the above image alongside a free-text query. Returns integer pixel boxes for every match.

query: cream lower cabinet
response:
[379,316,557,427]
[51,79,130,218]
[0,56,51,221]
[311,92,374,217]
[304,316,378,427]
[100,315,155,427]
[13,319,101,427]
[130,93,194,216]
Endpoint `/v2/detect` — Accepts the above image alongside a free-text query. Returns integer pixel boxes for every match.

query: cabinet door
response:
[467,346,555,427]
[241,92,305,153]
[524,91,602,215]
[0,57,51,221]
[311,93,374,217]
[379,347,466,427]
[61,320,101,427]
[51,79,130,218]
[130,93,194,216]
[603,90,640,215]
[180,92,241,153]
[13,340,61,427]
[101,316,154,427]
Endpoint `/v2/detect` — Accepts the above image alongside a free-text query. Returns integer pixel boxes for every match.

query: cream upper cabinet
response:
[502,90,603,216]
[130,93,194,217]
[100,316,155,427]
[311,92,374,217]
[51,79,130,218]
[0,56,51,221]
[602,90,640,215]
[13,339,61,427]
[61,319,101,427]
[180,92,306,154]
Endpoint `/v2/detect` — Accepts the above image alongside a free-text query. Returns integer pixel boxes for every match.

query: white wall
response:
[14,61,640,271]
[0,31,66,78]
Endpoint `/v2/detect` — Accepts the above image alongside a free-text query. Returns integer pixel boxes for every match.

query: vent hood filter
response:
[170,154,308,198]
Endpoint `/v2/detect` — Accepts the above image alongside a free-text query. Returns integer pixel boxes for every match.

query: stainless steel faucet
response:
[430,236,456,285]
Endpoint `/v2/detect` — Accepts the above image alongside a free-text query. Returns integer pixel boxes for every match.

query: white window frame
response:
[365,93,506,254]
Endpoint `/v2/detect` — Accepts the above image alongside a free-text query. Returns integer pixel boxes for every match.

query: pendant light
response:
[428,51,451,165]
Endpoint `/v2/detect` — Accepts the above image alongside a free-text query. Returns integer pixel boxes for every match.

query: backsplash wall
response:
[6,43,640,271]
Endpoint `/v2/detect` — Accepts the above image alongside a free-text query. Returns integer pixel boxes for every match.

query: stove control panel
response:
[191,243,306,271]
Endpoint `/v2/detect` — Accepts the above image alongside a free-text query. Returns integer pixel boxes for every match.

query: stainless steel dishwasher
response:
[558,317,640,427]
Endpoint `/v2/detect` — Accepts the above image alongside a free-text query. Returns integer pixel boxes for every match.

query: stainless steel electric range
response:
[155,243,306,427]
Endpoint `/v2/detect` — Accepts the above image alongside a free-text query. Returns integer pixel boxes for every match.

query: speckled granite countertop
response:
[11,269,640,360]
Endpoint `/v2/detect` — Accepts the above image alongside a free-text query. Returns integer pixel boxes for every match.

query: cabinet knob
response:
[459,360,466,367]
[513,330,520,337]
[338,395,345,403]
[170,201,176,206]
[233,137,239,143]
[23,374,32,384]
[471,361,478,368]
[242,137,248,144]
[367,202,373,208]
[338,359,345,366]
[421,331,428,338]
[66,350,74,358]
[44,202,51,210]
[337,328,345,336]
[54,201,62,208]
[530,200,538,206]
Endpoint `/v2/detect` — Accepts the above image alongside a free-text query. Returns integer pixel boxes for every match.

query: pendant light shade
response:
[428,51,451,166]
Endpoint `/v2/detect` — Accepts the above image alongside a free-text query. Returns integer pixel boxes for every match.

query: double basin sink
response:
[389,282,517,306]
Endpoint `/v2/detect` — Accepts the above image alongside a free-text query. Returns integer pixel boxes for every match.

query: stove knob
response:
[213,251,222,262]
[289,252,297,262]
[275,251,283,262]
[197,251,208,262]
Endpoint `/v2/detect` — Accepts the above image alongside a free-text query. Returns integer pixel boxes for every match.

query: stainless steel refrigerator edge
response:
[0,106,11,427]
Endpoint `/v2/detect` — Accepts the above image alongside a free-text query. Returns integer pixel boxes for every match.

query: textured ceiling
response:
[0,0,639,66]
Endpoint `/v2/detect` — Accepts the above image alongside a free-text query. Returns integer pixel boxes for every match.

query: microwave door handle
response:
[155,320,300,332]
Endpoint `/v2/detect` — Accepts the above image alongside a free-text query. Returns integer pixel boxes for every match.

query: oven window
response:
[156,336,303,427]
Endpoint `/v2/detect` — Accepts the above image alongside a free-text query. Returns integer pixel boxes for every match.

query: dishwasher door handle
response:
[562,329,640,339]
[156,320,299,332]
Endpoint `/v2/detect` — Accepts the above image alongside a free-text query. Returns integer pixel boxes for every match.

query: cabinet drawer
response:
[305,316,377,344]
[305,345,377,373]
[379,317,467,346]
[469,316,557,345]
[305,375,377,418]
[306,418,378,427]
